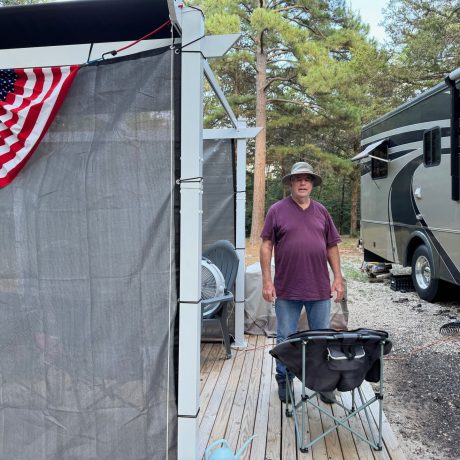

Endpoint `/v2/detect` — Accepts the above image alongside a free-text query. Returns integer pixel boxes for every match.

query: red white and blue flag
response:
[0,65,79,187]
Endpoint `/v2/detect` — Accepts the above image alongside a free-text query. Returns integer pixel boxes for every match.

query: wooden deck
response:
[199,335,407,460]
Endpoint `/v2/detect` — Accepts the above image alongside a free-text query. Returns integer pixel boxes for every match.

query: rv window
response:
[371,145,388,179]
[423,127,441,167]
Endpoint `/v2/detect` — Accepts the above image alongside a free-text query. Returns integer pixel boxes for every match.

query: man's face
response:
[290,174,314,200]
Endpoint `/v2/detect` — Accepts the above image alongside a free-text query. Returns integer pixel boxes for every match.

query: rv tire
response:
[411,245,439,302]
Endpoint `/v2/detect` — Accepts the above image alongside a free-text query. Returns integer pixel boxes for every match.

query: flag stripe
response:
[0,69,30,133]
[1,67,69,167]
[3,68,67,169]
[0,69,43,148]
[0,65,79,186]
[0,68,50,153]
[3,69,45,133]
[0,69,34,120]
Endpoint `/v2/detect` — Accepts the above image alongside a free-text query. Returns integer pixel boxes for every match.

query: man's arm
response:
[260,239,276,302]
[327,244,345,302]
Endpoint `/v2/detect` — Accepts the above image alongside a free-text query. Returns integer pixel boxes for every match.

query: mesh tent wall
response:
[0,2,255,458]
[202,139,236,252]
[0,48,179,459]
[202,139,237,340]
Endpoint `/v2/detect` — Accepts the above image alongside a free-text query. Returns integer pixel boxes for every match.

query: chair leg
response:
[218,304,232,359]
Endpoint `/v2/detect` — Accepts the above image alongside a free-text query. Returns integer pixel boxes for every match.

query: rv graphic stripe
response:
[0,65,79,187]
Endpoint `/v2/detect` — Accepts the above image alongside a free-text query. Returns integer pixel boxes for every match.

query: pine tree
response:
[198,0,395,238]
[382,0,460,99]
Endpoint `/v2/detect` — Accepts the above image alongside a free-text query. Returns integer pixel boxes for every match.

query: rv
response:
[353,68,460,301]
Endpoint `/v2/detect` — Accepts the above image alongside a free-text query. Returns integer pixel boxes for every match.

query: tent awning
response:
[0,0,178,50]
[352,139,388,162]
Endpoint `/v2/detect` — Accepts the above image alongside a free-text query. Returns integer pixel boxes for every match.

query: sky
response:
[348,0,390,43]
[46,0,390,43]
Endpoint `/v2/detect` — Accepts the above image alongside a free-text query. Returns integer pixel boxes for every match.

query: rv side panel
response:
[358,80,460,299]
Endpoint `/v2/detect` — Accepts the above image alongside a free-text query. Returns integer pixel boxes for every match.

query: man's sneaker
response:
[319,391,336,404]
[276,375,292,403]
[277,379,287,403]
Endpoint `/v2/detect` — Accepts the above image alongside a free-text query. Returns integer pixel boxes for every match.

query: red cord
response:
[115,19,172,54]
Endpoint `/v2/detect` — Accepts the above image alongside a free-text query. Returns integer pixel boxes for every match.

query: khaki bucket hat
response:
[282,161,322,187]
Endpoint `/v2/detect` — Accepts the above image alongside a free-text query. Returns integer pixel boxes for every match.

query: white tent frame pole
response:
[166,0,182,26]
[173,4,262,456]
[203,60,238,129]
[177,7,204,460]
[202,127,261,139]
[202,126,261,349]
[234,118,248,348]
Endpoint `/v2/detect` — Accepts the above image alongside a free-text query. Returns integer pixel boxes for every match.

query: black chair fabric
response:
[270,328,392,392]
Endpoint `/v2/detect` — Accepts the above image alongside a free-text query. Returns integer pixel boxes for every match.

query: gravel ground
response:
[343,254,460,460]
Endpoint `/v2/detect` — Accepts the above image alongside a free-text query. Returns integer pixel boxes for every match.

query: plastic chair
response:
[270,328,392,453]
[202,240,239,359]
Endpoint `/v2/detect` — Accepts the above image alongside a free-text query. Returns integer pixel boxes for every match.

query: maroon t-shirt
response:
[260,197,341,300]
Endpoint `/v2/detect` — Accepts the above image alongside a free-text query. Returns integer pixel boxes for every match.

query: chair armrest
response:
[201,292,234,305]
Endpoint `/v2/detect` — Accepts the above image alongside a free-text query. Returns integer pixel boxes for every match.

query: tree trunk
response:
[349,171,360,237]
[339,177,345,234]
[249,27,267,245]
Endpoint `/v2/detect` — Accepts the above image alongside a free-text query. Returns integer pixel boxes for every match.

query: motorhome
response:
[353,68,460,301]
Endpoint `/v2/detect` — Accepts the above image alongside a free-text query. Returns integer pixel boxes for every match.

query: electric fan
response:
[201,258,226,317]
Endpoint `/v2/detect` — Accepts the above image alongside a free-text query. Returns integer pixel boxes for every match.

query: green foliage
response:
[382,0,460,99]
[194,1,410,236]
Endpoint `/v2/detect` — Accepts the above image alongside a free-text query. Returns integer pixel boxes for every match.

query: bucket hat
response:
[282,161,322,187]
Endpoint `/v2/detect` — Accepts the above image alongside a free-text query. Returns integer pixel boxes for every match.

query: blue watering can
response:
[204,435,256,460]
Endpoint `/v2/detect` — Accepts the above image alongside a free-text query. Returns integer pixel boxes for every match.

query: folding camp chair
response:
[270,328,392,453]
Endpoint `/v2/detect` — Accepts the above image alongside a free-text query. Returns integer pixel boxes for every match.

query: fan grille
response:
[201,259,225,316]
[202,265,219,299]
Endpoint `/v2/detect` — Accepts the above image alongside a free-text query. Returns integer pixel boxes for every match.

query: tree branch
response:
[267,97,310,107]
[264,76,295,91]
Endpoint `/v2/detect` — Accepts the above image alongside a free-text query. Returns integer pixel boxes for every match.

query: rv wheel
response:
[411,245,439,302]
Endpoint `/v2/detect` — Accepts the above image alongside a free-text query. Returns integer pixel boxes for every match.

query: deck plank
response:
[329,394,359,460]
[336,392,374,460]
[200,343,215,391]
[281,401,298,459]
[199,352,235,456]
[318,396,344,460]
[199,336,406,460]
[303,393,328,460]
[293,379,313,460]
[265,355,282,460]
[360,383,407,460]
[199,344,227,424]
[342,388,390,460]
[224,335,258,452]
[237,335,266,460]
[249,336,274,460]
[206,346,247,450]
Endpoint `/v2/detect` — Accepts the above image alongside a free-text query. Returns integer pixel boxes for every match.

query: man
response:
[260,161,345,404]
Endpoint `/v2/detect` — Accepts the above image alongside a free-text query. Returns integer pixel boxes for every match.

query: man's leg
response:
[305,299,336,403]
[305,298,331,330]
[275,298,303,402]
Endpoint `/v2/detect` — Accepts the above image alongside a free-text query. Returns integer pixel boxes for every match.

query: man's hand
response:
[262,280,277,303]
[327,245,344,303]
[331,276,345,303]
[260,239,276,302]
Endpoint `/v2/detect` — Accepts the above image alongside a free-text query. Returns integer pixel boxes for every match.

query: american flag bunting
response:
[0,65,79,187]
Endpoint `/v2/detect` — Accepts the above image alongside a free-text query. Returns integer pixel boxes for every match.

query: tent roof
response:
[0,0,178,50]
